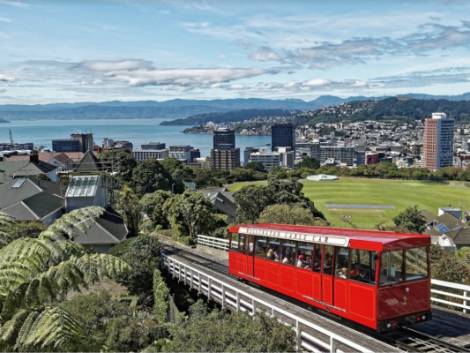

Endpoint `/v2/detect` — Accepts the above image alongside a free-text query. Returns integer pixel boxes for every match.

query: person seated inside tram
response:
[324,253,333,271]
[349,265,360,279]
[266,248,274,260]
[296,254,305,268]
[273,250,280,262]
[282,255,289,264]
[337,267,348,279]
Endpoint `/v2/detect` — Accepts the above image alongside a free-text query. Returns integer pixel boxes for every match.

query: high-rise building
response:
[211,128,240,170]
[210,148,240,171]
[272,123,294,151]
[141,142,166,150]
[71,133,94,152]
[423,112,454,170]
[52,139,81,152]
[243,147,260,166]
[213,128,235,150]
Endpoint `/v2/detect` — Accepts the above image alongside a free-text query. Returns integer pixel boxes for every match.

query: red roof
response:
[229,223,430,251]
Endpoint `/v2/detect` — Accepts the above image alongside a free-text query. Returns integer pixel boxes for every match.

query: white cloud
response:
[0,0,29,8]
[303,78,331,87]
[0,73,14,82]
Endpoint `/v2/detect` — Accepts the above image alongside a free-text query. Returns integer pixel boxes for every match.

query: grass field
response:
[227,177,470,229]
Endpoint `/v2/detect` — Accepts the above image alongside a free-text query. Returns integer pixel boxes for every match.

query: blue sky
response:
[1,0,470,103]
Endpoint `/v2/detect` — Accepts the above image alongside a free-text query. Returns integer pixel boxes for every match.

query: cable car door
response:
[245,235,255,277]
[321,245,334,305]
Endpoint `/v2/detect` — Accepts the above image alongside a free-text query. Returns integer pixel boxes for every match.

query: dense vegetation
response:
[308,97,470,123]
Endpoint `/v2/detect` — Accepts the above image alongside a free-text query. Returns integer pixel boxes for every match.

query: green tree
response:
[111,235,161,301]
[0,210,130,352]
[258,204,328,225]
[430,246,470,284]
[393,206,427,233]
[246,161,266,172]
[131,159,182,196]
[153,269,169,323]
[233,185,272,223]
[161,301,295,352]
[62,291,159,352]
[99,150,136,183]
[164,191,218,240]
[140,190,172,229]
[234,178,324,223]
[296,157,320,169]
[116,185,142,236]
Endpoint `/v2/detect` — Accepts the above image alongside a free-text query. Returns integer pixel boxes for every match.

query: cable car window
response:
[380,250,404,285]
[323,245,334,275]
[335,247,350,279]
[267,239,281,262]
[230,233,239,250]
[239,234,246,253]
[255,237,268,258]
[350,249,376,284]
[313,244,321,272]
[405,247,428,281]
[280,240,296,266]
[246,235,255,255]
[297,242,313,270]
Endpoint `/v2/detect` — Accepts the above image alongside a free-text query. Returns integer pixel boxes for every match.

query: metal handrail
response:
[162,253,383,353]
[196,235,470,315]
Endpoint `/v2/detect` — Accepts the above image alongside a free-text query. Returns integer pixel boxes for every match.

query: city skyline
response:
[1,1,470,104]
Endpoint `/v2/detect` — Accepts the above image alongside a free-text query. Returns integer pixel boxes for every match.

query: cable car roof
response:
[229,224,430,251]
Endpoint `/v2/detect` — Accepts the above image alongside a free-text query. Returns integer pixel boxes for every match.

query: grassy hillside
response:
[227,177,470,229]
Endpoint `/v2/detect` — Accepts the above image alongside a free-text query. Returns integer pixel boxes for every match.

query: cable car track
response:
[162,246,469,353]
[384,328,469,353]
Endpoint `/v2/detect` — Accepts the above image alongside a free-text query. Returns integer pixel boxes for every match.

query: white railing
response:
[197,234,229,251]
[196,235,470,315]
[431,279,469,314]
[162,253,384,353]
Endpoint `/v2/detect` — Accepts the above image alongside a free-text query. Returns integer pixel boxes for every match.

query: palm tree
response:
[0,207,130,352]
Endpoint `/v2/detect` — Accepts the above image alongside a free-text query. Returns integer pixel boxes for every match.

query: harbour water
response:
[0,118,271,160]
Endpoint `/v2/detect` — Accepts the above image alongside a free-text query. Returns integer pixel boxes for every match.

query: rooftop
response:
[66,175,100,198]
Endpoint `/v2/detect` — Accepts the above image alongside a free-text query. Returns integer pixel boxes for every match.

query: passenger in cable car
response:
[324,253,333,272]
[296,254,305,268]
[266,248,274,260]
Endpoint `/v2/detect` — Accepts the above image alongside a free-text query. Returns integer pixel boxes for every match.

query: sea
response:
[0,118,271,161]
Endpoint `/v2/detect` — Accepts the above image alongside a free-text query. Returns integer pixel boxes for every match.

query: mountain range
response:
[0,93,470,121]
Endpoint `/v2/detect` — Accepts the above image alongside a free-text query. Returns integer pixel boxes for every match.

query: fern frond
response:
[40,206,105,241]
[16,306,85,351]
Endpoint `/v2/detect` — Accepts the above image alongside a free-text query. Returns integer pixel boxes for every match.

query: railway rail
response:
[162,242,470,352]
[385,328,469,353]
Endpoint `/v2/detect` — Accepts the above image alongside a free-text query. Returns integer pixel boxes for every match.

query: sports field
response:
[228,177,470,229]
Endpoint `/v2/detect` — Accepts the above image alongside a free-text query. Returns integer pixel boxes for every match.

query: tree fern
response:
[40,206,105,241]
[0,207,131,351]
[6,306,86,351]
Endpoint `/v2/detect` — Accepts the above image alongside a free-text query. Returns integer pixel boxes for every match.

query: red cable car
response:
[228,224,431,331]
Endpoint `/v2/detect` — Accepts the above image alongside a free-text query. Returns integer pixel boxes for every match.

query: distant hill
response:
[160,109,298,126]
[0,97,340,120]
[309,97,470,122]
[0,118,9,123]
[1,93,470,121]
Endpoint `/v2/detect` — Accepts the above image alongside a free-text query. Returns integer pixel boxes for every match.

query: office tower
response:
[213,127,235,150]
[423,112,454,170]
[210,148,240,171]
[71,133,94,152]
[52,139,81,152]
[211,128,239,170]
[272,123,295,151]
[141,142,166,150]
